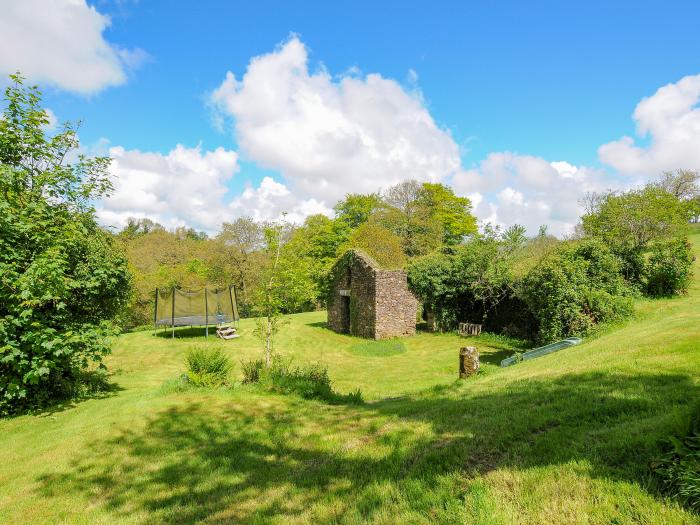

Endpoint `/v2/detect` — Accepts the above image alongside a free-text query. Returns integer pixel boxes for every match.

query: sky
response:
[2,0,700,236]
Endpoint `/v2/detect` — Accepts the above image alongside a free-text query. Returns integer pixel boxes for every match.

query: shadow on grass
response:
[154,326,224,339]
[28,371,125,418]
[305,321,329,329]
[36,371,698,522]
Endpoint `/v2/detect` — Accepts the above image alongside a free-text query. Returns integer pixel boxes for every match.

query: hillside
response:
[0,226,698,524]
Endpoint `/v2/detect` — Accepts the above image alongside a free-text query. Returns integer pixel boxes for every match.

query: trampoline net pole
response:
[230,285,239,329]
[153,287,158,336]
[171,287,175,339]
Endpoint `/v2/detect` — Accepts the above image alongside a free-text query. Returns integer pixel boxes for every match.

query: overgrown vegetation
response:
[0,75,131,415]
[408,173,696,342]
[241,355,363,404]
[185,347,232,387]
[653,406,700,512]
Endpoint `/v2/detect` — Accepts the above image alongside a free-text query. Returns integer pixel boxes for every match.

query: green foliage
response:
[645,238,695,297]
[278,214,347,311]
[520,239,633,342]
[419,182,478,244]
[582,186,689,282]
[185,347,232,387]
[407,237,515,330]
[333,193,383,229]
[342,222,406,269]
[653,407,700,512]
[0,75,131,414]
[240,357,264,384]
[245,355,363,404]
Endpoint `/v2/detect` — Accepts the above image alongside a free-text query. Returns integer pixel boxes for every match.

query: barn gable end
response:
[327,250,417,340]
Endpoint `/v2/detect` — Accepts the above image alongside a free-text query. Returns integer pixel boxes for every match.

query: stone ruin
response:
[327,250,418,340]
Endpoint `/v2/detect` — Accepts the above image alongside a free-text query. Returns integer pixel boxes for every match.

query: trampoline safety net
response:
[155,286,239,327]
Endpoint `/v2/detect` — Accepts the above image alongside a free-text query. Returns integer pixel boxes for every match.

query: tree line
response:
[1,74,698,414]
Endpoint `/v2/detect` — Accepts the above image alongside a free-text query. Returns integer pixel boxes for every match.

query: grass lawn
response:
[1,226,699,524]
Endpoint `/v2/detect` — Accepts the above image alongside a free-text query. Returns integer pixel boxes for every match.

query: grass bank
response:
[0,226,699,524]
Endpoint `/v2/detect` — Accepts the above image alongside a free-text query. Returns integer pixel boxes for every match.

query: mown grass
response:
[0,226,699,524]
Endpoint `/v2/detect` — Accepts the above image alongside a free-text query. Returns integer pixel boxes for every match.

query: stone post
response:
[459,346,479,378]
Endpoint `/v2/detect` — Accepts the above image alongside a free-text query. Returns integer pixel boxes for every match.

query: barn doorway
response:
[340,294,351,333]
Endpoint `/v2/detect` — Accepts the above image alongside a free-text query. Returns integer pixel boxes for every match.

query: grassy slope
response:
[0,226,698,524]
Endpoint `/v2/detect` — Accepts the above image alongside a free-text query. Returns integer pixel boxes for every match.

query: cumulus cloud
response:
[210,36,462,205]
[0,0,147,94]
[228,177,333,224]
[453,153,614,236]
[96,144,239,232]
[599,73,700,177]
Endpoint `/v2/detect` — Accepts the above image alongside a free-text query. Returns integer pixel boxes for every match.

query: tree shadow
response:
[36,371,698,522]
[23,372,125,419]
[154,326,224,339]
[305,321,329,329]
[476,348,513,366]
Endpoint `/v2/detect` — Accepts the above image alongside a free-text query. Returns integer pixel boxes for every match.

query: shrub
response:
[520,239,633,342]
[645,238,695,296]
[244,356,363,404]
[0,75,131,415]
[653,409,700,512]
[240,357,264,384]
[407,237,515,332]
[185,348,232,387]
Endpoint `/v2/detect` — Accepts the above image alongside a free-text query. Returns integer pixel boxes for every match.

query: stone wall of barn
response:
[327,250,417,340]
[374,269,418,339]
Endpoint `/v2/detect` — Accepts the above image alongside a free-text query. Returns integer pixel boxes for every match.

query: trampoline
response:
[154,286,239,338]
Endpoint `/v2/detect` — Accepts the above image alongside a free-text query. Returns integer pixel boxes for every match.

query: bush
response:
[407,237,515,332]
[241,357,264,384]
[520,239,633,342]
[185,348,232,387]
[645,238,695,297]
[653,409,700,512]
[244,356,363,404]
[0,76,131,415]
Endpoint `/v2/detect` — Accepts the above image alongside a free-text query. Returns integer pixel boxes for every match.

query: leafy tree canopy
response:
[0,74,131,414]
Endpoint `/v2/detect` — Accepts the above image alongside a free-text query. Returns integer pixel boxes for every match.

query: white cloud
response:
[228,177,333,224]
[453,152,615,236]
[0,0,146,94]
[210,36,461,205]
[96,144,239,232]
[599,73,700,177]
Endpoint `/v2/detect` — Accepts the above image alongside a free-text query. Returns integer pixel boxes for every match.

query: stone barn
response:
[327,250,418,339]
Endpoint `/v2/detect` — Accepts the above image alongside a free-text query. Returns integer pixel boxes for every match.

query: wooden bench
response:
[458,322,482,336]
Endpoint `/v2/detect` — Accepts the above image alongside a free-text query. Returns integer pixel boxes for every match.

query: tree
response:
[657,170,700,223]
[379,180,442,257]
[215,217,265,306]
[520,239,633,342]
[581,186,688,281]
[657,169,700,201]
[333,193,383,229]
[0,74,131,413]
[253,218,292,367]
[342,222,406,269]
[280,214,347,308]
[407,237,516,330]
[118,217,165,239]
[418,182,478,244]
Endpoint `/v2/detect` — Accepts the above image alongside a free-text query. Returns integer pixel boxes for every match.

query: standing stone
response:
[459,346,479,378]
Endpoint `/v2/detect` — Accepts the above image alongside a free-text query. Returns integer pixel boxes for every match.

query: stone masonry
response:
[327,250,417,340]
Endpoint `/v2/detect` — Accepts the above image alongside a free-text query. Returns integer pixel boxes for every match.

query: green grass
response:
[347,339,407,357]
[0,226,699,524]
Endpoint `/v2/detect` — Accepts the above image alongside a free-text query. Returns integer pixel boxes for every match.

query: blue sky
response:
[3,0,700,234]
